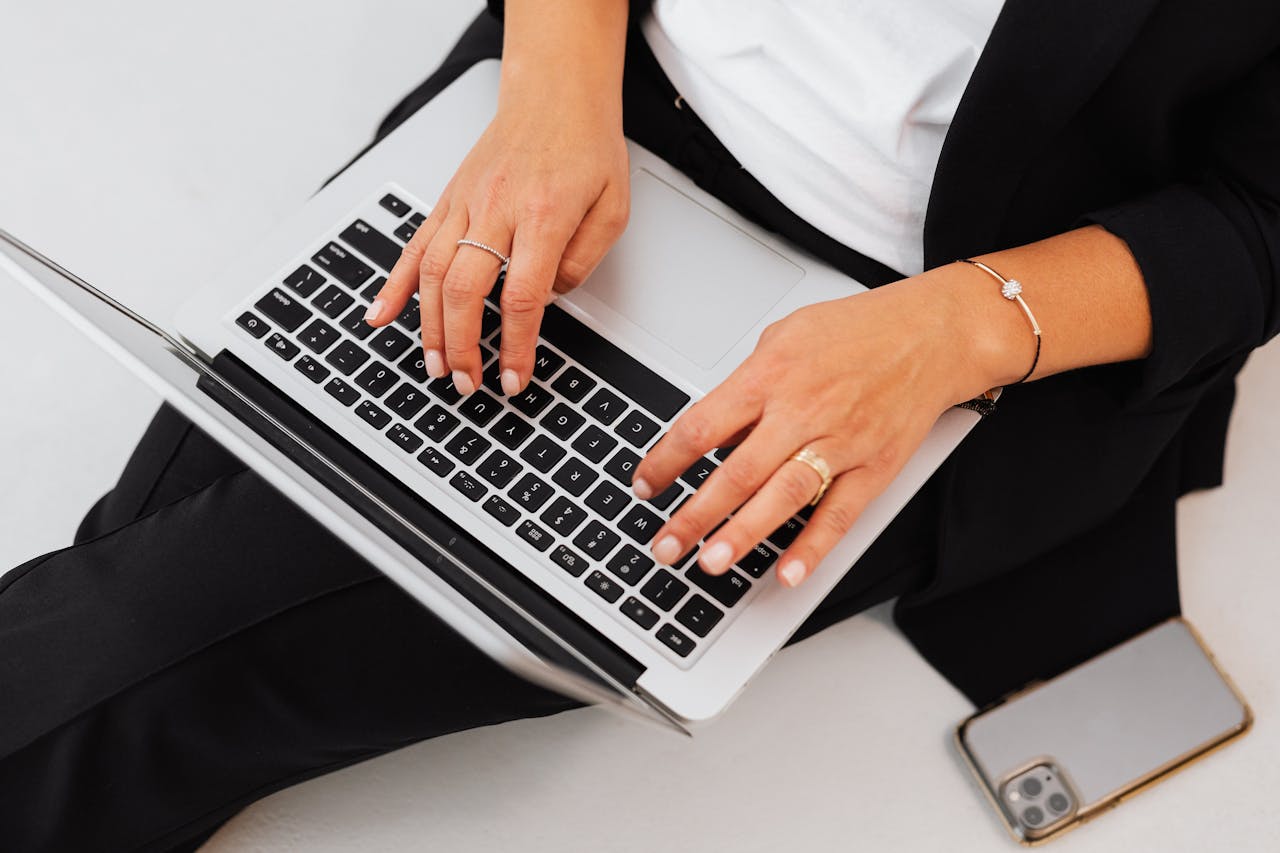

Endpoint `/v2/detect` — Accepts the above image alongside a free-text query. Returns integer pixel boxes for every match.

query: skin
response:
[368,3,1154,590]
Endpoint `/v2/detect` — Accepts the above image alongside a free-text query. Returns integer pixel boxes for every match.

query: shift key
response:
[254,288,312,332]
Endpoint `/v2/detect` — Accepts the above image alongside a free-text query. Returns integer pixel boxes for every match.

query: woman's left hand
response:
[631,268,1019,588]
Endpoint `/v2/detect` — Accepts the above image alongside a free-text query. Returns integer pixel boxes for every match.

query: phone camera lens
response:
[1048,792,1070,814]
[1019,777,1043,798]
[1022,806,1045,827]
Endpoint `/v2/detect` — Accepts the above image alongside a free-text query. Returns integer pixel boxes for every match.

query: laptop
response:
[0,61,979,734]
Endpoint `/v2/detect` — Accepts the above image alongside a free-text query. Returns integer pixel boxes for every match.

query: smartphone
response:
[955,617,1251,845]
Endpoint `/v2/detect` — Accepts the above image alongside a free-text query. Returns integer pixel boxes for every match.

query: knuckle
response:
[441,273,479,304]
[556,255,592,289]
[674,408,716,450]
[520,193,558,223]
[500,282,545,317]
[719,459,761,493]
[776,468,818,507]
[419,252,451,286]
[818,502,858,537]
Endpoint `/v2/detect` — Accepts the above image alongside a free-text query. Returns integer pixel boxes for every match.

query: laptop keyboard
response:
[229,186,807,668]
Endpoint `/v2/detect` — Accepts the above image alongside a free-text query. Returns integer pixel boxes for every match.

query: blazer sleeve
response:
[1081,50,1280,401]
[486,1,654,24]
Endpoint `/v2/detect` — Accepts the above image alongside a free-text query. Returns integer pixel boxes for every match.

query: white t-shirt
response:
[644,0,1006,276]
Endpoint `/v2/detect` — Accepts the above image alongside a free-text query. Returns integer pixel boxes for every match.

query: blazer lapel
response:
[923,0,1163,267]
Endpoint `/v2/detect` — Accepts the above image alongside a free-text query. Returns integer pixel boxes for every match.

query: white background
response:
[1,3,1276,851]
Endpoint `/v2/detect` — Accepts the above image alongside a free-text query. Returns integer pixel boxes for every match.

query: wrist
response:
[944,260,1041,390]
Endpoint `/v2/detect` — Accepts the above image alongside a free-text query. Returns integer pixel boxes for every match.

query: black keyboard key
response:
[713,445,736,462]
[516,519,553,552]
[540,497,587,536]
[339,219,402,273]
[408,211,426,229]
[256,288,311,332]
[313,284,355,319]
[360,275,387,302]
[385,383,429,420]
[584,481,630,521]
[394,296,421,332]
[509,473,554,512]
[394,221,417,242]
[510,382,554,417]
[387,423,423,454]
[621,596,660,630]
[617,504,663,546]
[481,359,505,395]
[737,543,778,579]
[379,193,411,217]
[264,333,300,361]
[428,375,463,405]
[687,566,750,608]
[489,411,534,450]
[312,241,374,290]
[369,327,412,361]
[551,545,589,577]
[680,457,718,489]
[519,435,566,473]
[572,425,618,464]
[649,482,683,511]
[551,366,596,402]
[477,450,522,488]
[541,403,585,441]
[540,304,691,421]
[482,495,519,528]
[614,410,661,448]
[656,624,695,657]
[297,319,340,354]
[582,388,627,425]
[449,470,487,502]
[674,594,724,638]
[354,362,397,398]
[552,457,598,496]
[532,345,565,381]
[480,305,501,338]
[324,377,359,406]
[767,517,804,550]
[415,405,460,442]
[338,305,376,340]
[236,311,269,338]
[398,350,429,382]
[458,391,502,427]
[417,445,455,477]
[603,448,642,486]
[573,521,620,561]
[355,400,391,430]
[444,427,491,465]
[293,354,330,384]
[607,545,655,585]
[641,570,689,612]
[283,264,326,297]
[584,570,624,603]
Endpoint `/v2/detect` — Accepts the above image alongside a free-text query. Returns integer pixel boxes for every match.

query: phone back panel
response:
[959,618,1250,836]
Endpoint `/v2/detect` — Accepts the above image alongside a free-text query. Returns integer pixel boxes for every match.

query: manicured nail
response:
[652,535,681,564]
[780,559,807,588]
[632,478,654,500]
[364,299,386,324]
[424,349,445,379]
[501,369,521,396]
[452,370,476,396]
[699,541,734,574]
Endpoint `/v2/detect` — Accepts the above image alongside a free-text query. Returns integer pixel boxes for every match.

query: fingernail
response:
[364,299,386,324]
[501,369,521,396]
[780,559,807,588]
[652,535,682,565]
[699,541,734,574]
[452,370,476,396]
[424,349,446,379]
[632,478,654,500]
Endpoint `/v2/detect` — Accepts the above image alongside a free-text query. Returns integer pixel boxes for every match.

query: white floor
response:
[1,4,1276,851]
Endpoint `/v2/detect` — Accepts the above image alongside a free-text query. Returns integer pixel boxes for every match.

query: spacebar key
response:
[539,305,691,422]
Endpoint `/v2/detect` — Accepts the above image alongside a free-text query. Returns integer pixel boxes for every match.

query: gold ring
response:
[790,447,834,506]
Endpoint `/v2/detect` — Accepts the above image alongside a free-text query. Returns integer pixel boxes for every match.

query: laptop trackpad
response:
[582,169,804,369]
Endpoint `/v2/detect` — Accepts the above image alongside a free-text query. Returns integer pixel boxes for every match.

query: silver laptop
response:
[0,61,978,734]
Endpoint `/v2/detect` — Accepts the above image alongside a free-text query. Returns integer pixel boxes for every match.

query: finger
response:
[441,223,509,394]
[416,208,469,379]
[648,420,801,566]
[500,216,576,394]
[774,470,881,588]
[552,187,629,294]
[371,202,448,327]
[695,437,856,576]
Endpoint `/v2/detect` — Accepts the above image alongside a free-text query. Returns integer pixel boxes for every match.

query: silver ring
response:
[456,238,510,266]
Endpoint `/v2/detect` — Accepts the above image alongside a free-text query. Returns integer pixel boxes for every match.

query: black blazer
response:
[485,0,1278,702]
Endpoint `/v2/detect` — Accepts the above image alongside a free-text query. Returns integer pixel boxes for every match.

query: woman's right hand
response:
[365,23,630,398]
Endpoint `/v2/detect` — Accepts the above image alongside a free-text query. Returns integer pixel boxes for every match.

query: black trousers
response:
[0,16,935,851]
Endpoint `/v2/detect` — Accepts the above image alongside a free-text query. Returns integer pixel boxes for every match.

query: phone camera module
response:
[1021,806,1046,827]
[1047,792,1071,814]
[1019,777,1043,798]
